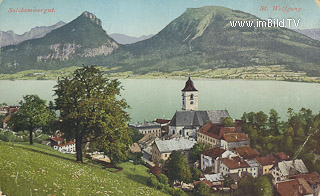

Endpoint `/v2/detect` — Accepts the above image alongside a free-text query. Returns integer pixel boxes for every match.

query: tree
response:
[194,182,210,196]
[268,109,281,135]
[236,174,257,196]
[131,128,144,143]
[189,143,207,163]
[224,175,234,187]
[166,151,191,184]
[191,167,201,181]
[256,175,273,196]
[222,117,235,127]
[157,174,169,185]
[54,66,131,163]
[8,95,55,145]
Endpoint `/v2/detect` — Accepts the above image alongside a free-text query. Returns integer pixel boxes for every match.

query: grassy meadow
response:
[0,142,168,196]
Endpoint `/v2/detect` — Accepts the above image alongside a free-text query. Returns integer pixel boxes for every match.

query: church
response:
[168,77,230,138]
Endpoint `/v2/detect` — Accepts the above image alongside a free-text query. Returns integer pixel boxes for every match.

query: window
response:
[190,94,194,100]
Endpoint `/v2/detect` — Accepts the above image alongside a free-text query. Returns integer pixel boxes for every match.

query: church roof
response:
[182,77,197,91]
[169,110,230,127]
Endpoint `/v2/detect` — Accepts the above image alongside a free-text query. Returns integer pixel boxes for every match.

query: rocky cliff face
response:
[36,41,118,62]
[82,11,102,27]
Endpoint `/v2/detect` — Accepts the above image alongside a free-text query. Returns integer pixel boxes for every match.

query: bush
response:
[194,182,210,196]
[157,174,169,185]
[171,188,187,196]
[148,175,159,188]
[191,168,201,181]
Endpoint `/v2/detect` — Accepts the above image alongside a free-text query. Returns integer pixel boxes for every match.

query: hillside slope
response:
[0,11,119,74]
[0,142,167,196]
[112,6,320,76]
[1,6,320,77]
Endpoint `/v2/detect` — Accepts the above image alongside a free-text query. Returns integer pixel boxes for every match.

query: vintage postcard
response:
[0,0,320,195]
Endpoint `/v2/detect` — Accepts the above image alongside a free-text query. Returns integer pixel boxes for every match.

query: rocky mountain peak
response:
[81,11,102,26]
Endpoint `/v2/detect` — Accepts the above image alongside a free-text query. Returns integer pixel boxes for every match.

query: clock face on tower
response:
[190,101,194,105]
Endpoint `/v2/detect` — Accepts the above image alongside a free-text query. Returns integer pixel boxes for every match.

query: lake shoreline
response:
[1,65,320,84]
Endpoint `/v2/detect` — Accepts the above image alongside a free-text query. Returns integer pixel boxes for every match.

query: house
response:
[220,133,250,150]
[53,141,76,153]
[197,123,237,148]
[151,138,196,163]
[234,146,260,160]
[2,113,12,130]
[138,133,157,148]
[202,173,225,186]
[256,152,290,176]
[200,147,237,173]
[193,180,213,189]
[275,178,315,196]
[130,142,142,153]
[49,131,75,154]
[293,172,320,196]
[272,159,309,184]
[168,77,230,138]
[219,156,251,177]
[246,160,260,178]
[129,121,162,137]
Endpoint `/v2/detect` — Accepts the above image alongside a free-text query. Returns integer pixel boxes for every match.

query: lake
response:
[0,79,320,123]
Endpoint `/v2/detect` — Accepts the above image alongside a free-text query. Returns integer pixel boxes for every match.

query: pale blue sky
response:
[0,0,319,36]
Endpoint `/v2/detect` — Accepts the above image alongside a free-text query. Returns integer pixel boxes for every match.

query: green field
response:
[1,65,319,83]
[0,142,168,196]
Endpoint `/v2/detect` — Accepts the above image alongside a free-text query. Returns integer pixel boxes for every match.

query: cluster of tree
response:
[8,95,56,145]
[147,174,187,196]
[7,66,134,164]
[241,108,320,174]
[235,174,273,196]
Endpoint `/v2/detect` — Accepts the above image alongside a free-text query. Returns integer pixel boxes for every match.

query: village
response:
[126,77,320,196]
[1,77,320,196]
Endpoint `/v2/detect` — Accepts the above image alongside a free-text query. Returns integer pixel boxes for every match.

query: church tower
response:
[181,77,198,111]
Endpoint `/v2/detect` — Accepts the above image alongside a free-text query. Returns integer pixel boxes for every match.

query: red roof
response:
[293,172,320,185]
[198,123,236,139]
[220,156,250,169]
[223,133,250,142]
[193,180,213,188]
[276,178,314,196]
[150,164,162,176]
[57,141,75,147]
[274,152,290,161]
[50,136,64,143]
[155,119,170,124]
[2,113,12,123]
[9,108,19,113]
[182,77,197,91]
[235,146,260,159]
[256,152,290,166]
[202,147,226,159]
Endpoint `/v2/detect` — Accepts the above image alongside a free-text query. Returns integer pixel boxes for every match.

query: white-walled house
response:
[220,133,250,150]
[53,141,76,153]
[271,159,309,184]
[219,156,251,177]
[201,147,237,173]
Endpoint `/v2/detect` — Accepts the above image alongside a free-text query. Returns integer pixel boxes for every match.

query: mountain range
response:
[1,7,320,77]
[293,28,320,41]
[0,21,65,47]
[109,33,154,44]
